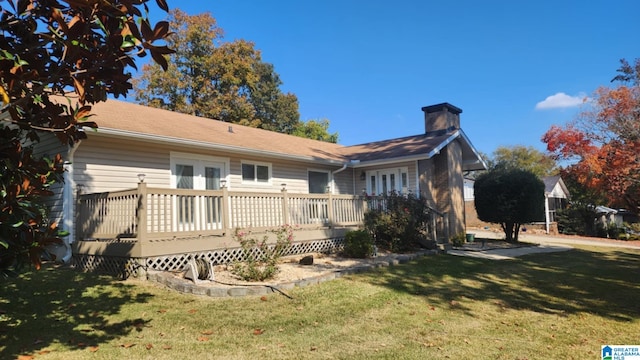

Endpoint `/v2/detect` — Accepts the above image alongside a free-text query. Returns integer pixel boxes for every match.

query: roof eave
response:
[94,128,348,166]
[457,129,488,170]
[350,153,431,168]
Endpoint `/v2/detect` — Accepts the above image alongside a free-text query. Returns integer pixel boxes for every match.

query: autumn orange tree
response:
[0,0,173,274]
[542,59,640,215]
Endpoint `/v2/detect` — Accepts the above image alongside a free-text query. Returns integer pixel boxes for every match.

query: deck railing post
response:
[281,185,289,225]
[221,185,230,232]
[327,192,334,225]
[361,195,368,221]
[136,181,148,242]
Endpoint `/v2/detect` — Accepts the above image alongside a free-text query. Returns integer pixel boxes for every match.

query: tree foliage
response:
[134,10,338,141]
[542,59,640,215]
[555,172,602,236]
[0,0,172,273]
[491,145,558,177]
[292,118,339,143]
[474,168,545,242]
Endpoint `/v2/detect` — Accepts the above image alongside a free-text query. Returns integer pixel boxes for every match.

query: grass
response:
[1,245,639,359]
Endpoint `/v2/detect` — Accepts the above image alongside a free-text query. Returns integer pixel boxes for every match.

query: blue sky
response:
[143,1,640,155]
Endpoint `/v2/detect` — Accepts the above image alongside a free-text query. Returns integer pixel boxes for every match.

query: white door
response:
[173,159,226,231]
[367,168,409,195]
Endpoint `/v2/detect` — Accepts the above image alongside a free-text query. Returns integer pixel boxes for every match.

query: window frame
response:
[170,152,230,190]
[240,160,272,186]
[307,169,332,194]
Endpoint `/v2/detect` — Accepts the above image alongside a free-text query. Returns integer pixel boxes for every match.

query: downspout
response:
[330,163,348,194]
[60,140,81,263]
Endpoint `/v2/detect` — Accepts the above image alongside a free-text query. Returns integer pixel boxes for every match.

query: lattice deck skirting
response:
[73,238,345,279]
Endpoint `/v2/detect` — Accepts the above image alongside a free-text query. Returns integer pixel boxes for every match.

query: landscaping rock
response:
[299,255,314,265]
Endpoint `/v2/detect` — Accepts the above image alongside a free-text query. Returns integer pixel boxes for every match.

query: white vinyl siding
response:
[32,132,68,223]
[73,136,170,193]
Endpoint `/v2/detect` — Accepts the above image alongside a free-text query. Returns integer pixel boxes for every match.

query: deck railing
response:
[76,183,368,241]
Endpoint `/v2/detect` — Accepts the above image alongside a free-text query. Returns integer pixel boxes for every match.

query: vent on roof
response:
[228,126,234,133]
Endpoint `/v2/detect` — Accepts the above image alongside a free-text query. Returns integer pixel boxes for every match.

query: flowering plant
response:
[231,224,295,281]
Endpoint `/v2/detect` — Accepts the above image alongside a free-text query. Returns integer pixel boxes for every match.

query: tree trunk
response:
[513,223,521,243]
[501,222,513,243]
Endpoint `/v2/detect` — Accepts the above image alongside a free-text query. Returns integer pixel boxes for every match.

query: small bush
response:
[343,230,374,258]
[363,191,430,252]
[231,225,294,281]
[450,233,466,247]
[607,223,621,239]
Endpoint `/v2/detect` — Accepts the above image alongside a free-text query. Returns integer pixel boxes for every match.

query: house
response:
[464,175,570,234]
[542,175,570,233]
[38,100,486,277]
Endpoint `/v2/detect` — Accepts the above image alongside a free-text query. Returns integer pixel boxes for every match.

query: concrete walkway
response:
[448,243,572,260]
[448,229,640,260]
[470,229,640,249]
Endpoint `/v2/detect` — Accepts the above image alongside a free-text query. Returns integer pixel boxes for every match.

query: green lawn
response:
[1,245,639,359]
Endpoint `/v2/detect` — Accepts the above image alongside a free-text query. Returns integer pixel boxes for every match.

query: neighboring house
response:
[595,205,618,228]
[38,101,486,277]
[542,175,570,233]
[464,175,570,234]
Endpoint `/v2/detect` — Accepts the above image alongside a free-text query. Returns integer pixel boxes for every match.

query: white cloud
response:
[535,92,588,110]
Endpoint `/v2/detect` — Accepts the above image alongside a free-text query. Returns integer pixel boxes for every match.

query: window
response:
[308,170,330,194]
[241,162,271,184]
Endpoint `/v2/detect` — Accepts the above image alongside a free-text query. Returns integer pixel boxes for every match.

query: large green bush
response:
[342,230,374,258]
[556,205,597,236]
[474,168,545,243]
[363,191,430,252]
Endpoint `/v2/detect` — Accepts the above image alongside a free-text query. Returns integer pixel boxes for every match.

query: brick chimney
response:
[421,103,462,133]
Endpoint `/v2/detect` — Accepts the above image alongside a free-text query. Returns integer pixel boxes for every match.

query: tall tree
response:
[134,10,309,134]
[491,145,558,177]
[0,0,172,273]
[292,119,339,143]
[474,168,545,243]
[542,59,640,215]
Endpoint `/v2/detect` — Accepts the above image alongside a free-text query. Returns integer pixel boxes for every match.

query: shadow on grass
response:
[359,247,640,321]
[0,264,154,359]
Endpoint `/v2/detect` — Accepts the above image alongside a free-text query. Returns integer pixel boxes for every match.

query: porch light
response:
[76,184,84,194]
[360,171,366,180]
[137,173,146,183]
[281,183,287,191]
[220,179,227,188]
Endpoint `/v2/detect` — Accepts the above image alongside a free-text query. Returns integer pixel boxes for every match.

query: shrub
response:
[231,225,294,281]
[474,168,545,243]
[363,191,430,252]
[556,205,597,236]
[450,233,466,247]
[343,230,374,258]
[607,223,621,239]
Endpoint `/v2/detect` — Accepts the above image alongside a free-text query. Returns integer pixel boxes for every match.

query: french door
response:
[367,167,408,195]
[172,157,227,231]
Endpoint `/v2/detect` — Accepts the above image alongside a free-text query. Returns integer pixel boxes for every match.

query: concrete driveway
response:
[448,229,640,260]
